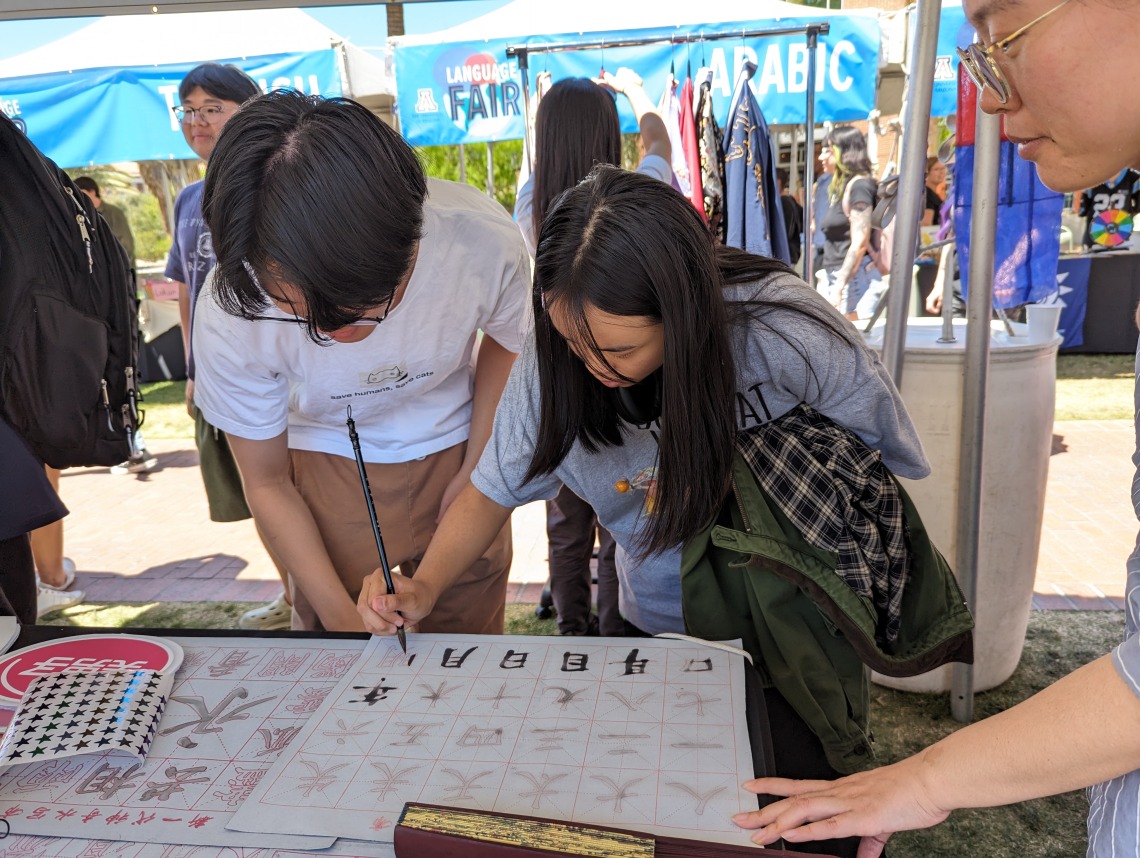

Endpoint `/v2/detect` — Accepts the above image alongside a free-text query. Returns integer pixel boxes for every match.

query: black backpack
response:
[0,112,139,469]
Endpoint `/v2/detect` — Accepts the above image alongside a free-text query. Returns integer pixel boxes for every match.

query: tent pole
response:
[802,26,820,290]
[951,101,1000,724]
[880,0,942,384]
[517,49,533,174]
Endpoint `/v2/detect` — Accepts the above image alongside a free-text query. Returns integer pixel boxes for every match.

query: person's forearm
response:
[460,337,517,476]
[916,654,1140,812]
[836,216,871,287]
[415,483,513,608]
[624,85,671,162]
[244,478,365,631]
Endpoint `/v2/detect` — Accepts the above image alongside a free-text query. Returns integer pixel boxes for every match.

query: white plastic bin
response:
[868,318,1060,693]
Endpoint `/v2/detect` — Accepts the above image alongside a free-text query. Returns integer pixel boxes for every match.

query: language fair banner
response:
[0,50,341,168]
[394,15,880,147]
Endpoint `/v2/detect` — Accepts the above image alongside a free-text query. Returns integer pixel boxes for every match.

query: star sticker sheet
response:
[0,637,366,850]
[229,634,756,846]
[0,671,172,767]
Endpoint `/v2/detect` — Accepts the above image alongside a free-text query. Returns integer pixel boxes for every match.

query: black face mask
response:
[612,368,663,425]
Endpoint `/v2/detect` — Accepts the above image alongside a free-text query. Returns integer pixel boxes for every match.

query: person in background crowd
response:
[75,176,157,476]
[514,68,672,637]
[75,176,135,266]
[164,63,292,631]
[776,167,804,268]
[194,90,528,634]
[810,166,833,280]
[818,126,879,320]
[734,1,1140,855]
[923,156,947,227]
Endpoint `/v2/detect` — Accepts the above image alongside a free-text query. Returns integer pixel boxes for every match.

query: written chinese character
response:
[499,650,529,669]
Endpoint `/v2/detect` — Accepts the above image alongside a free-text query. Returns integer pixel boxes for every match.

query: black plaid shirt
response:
[736,404,909,643]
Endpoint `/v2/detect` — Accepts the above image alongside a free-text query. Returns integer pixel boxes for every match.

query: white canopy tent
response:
[0,8,394,110]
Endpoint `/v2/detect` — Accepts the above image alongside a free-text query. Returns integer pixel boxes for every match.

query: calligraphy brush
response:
[346,404,407,655]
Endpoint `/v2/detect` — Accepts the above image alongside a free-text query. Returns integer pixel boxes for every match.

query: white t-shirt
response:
[193,178,532,463]
[512,154,674,255]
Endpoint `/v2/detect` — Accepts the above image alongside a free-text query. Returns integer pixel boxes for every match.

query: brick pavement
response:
[49,419,1135,611]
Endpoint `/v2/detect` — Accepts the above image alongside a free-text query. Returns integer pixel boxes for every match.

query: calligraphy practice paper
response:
[0,637,365,849]
[0,670,172,767]
[229,635,756,846]
[0,833,396,857]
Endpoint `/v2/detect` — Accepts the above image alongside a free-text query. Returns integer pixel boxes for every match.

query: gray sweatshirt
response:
[473,272,929,635]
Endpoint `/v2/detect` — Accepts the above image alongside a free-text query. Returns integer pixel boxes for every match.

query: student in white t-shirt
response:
[191,90,531,634]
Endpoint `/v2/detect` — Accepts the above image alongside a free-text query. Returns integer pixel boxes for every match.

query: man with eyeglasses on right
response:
[733,0,1140,855]
[166,63,293,631]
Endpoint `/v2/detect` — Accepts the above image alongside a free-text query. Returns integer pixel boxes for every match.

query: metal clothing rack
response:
[506,23,829,282]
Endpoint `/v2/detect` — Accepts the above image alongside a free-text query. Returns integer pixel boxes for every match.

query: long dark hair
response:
[826,124,873,201]
[525,166,843,556]
[203,90,427,342]
[531,78,621,240]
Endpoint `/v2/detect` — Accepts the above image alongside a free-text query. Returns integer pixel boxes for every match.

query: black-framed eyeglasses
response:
[257,289,396,330]
[242,257,397,331]
[172,104,238,124]
[956,0,1072,105]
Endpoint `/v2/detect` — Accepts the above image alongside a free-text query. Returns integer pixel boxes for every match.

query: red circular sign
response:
[0,635,183,706]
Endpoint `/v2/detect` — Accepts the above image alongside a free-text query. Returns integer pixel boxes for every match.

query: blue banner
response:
[395,15,879,147]
[0,50,342,168]
[1056,256,1091,349]
[930,4,973,118]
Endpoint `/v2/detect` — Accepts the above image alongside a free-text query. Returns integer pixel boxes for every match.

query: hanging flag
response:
[953,68,1062,309]
[1055,256,1091,349]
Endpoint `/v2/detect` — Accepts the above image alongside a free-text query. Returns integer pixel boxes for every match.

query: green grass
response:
[147,356,1135,435]
[43,600,559,635]
[139,380,194,439]
[41,601,1116,856]
[1055,354,1133,421]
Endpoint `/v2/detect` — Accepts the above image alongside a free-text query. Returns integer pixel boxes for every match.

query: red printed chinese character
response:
[187,814,213,828]
[105,810,130,825]
[82,809,101,823]
[26,806,49,820]
[132,811,156,826]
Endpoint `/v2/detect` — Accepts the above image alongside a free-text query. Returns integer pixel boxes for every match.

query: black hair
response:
[826,125,873,200]
[203,90,427,343]
[74,176,100,197]
[525,165,846,556]
[531,78,621,240]
[775,167,790,188]
[179,62,260,104]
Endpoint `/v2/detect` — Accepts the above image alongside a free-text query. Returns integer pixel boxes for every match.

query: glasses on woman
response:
[956,0,1072,105]
[172,105,238,124]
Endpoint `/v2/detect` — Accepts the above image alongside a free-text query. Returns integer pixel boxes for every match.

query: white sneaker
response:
[37,585,85,620]
[238,593,291,630]
[110,449,158,475]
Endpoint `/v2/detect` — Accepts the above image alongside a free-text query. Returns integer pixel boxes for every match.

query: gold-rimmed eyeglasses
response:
[956,0,1072,105]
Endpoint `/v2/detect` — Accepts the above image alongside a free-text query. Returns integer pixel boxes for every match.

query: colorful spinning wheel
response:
[1090,209,1134,247]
